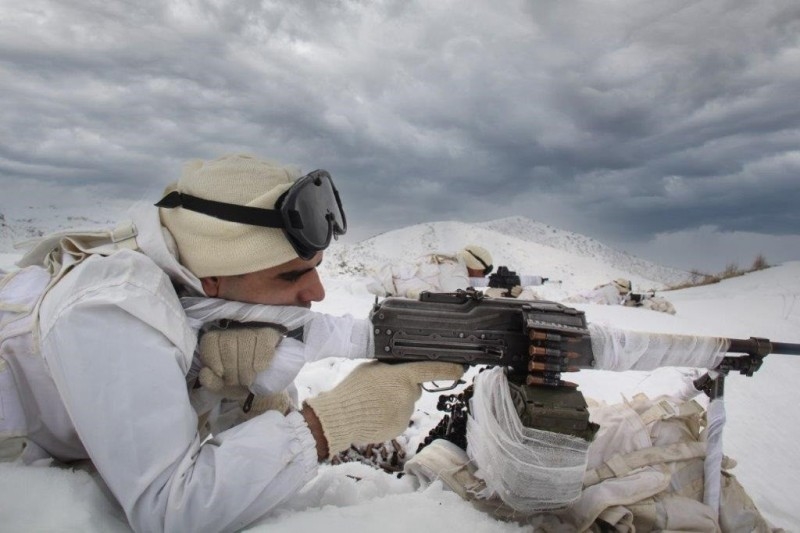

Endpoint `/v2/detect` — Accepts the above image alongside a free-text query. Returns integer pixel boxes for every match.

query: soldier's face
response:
[200,252,326,308]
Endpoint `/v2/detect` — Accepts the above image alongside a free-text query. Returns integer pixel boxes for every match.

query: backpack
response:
[568,393,777,532]
[0,265,53,461]
[0,222,139,462]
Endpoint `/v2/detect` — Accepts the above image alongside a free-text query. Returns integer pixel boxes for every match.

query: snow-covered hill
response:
[321,218,691,293]
[477,217,692,287]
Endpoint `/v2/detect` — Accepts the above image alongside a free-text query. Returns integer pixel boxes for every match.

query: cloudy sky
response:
[1,0,799,272]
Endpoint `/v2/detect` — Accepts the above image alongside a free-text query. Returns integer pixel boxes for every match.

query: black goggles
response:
[155,169,347,260]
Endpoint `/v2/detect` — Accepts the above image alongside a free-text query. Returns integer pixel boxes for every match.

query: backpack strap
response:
[585,396,708,488]
[109,221,139,250]
[15,220,139,273]
[584,441,707,488]
[9,221,140,349]
[626,498,659,531]
[638,397,704,426]
[429,253,459,265]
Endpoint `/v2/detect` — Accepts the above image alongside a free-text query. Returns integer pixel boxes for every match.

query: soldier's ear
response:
[201,277,221,297]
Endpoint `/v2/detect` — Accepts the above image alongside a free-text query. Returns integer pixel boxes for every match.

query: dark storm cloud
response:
[1,0,799,271]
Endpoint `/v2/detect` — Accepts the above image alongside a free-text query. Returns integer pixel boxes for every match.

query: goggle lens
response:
[280,170,347,258]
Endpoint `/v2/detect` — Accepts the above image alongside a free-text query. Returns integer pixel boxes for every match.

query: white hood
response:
[127,202,205,296]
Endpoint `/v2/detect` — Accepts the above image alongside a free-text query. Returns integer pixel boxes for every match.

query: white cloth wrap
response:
[466,368,590,513]
[180,297,315,332]
[588,323,729,371]
[520,275,546,286]
[704,396,726,518]
[181,297,374,395]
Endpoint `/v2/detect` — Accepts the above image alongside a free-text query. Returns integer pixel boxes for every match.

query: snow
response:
[1,216,799,532]
[321,218,691,290]
[0,253,19,273]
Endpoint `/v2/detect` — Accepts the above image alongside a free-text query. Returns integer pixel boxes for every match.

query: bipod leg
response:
[693,371,727,519]
[693,370,725,400]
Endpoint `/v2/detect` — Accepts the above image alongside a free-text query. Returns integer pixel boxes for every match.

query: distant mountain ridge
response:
[477,217,690,288]
[1,205,691,290]
[322,217,691,290]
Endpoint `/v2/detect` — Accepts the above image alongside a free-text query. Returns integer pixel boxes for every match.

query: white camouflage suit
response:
[369,253,472,299]
[0,204,373,533]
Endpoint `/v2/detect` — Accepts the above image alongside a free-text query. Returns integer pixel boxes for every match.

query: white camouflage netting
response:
[704,396,726,517]
[466,368,590,513]
[588,323,730,371]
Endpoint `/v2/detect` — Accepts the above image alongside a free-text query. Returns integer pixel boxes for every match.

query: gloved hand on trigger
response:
[304,361,465,458]
[198,323,284,399]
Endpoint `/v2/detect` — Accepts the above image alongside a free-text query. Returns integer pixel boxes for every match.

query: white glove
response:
[305,361,464,457]
[198,322,284,398]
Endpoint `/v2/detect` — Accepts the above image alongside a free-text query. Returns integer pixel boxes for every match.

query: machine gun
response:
[371,289,800,449]
[487,266,521,292]
[487,266,551,295]
[627,291,654,304]
[625,290,664,306]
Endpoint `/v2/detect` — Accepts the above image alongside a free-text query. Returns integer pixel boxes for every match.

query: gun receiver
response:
[371,288,595,387]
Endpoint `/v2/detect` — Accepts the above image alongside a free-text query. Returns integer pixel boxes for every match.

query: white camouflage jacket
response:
[0,204,373,533]
[371,253,471,298]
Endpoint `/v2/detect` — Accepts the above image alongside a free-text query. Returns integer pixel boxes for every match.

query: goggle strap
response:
[466,249,493,275]
[155,191,285,229]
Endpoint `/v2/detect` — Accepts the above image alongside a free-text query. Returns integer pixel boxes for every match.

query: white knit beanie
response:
[458,244,493,272]
[159,153,301,278]
[613,278,632,294]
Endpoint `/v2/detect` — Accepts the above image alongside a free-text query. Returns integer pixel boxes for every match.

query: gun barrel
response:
[770,341,800,355]
[727,337,800,357]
